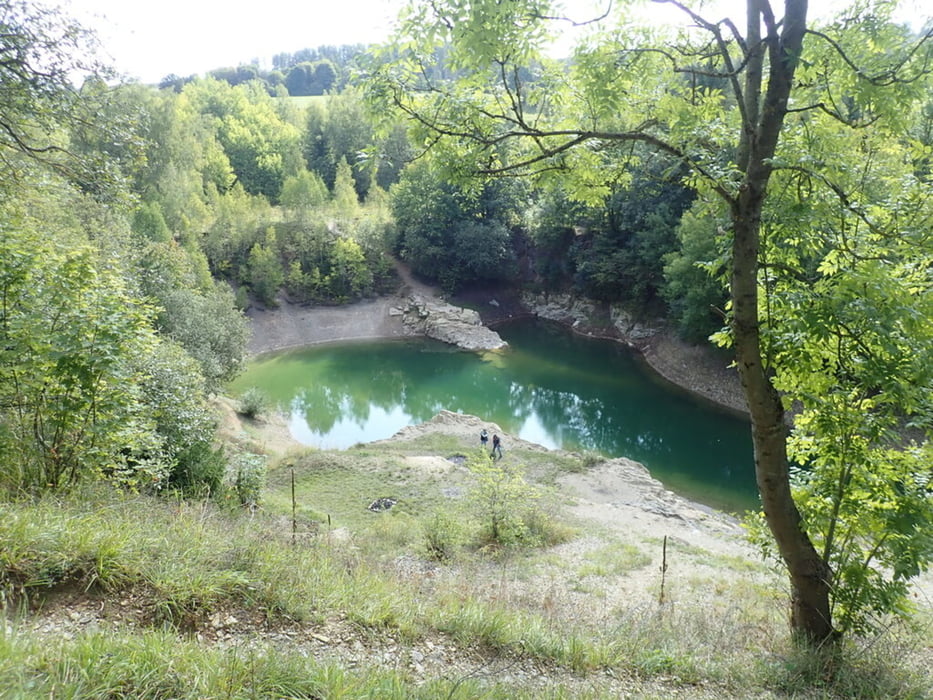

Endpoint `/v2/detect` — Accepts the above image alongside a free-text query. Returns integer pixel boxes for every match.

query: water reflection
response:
[231,320,756,511]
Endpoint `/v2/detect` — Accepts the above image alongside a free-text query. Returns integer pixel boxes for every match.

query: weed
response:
[577,542,652,578]
[230,452,267,508]
[422,508,465,561]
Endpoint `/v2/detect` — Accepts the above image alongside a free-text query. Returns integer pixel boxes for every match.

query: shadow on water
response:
[231,319,757,512]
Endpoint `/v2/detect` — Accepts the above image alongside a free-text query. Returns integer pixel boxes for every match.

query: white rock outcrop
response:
[398,294,507,351]
[520,291,660,345]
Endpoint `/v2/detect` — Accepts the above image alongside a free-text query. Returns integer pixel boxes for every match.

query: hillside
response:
[4,408,928,698]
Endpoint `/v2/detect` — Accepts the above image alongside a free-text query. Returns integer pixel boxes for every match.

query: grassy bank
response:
[1,435,930,698]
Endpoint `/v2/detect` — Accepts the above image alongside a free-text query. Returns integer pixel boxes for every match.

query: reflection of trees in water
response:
[511,383,671,459]
[293,362,411,432]
[250,326,754,506]
[290,343,680,461]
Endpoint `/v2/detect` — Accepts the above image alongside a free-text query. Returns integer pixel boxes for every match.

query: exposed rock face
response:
[520,291,747,414]
[398,294,507,351]
[520,291,661,346]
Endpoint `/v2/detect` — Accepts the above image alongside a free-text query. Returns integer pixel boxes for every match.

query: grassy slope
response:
[1,426,930,699]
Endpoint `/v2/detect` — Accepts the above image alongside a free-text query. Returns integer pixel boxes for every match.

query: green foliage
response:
[389,160,518,292]
[0,223,160,492]
[751,121,933,633]
[327,236,372,300]
[185,78,303,200]
[131,201,172,242]
[662,207,730,342]
[332,156,360,218]
[280,168,328,219]
[151,281,250,391]
[789,416,933,635]
[466,450,546,548]
[304,89,377,198]
[0,0,107,180]
[238,387,269,419]
[285,59,337,96]
[571,161,695,306]
[131,339,224,496]
[231,453,267,509]
[247,230,285,307]
[421,508,465,561]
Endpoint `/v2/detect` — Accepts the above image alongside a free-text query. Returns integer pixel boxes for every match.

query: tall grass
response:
[0,629,563,699]
[1,484,929,699]
[0,488,421,633]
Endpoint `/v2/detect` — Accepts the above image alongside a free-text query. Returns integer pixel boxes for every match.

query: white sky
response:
[59,0,929,85]
[61,0,409,82]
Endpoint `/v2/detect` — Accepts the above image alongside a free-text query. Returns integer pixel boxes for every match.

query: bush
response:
[231,453,266,509]
[422,509,464,561]
[169,442,227,498]
[238,387,269,419]
[467,450,549,548]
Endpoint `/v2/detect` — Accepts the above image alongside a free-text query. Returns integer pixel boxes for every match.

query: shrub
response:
[238,387,269,419]
[422,509,464,561]
[231,453,266,509]
[466,450,551,548]
[170,442,227,498]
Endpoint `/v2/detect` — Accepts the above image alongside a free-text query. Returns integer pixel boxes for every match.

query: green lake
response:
[232,319,757,512]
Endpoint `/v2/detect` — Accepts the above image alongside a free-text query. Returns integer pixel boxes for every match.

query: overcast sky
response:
[60,0,929,85]
[62,0,408,82]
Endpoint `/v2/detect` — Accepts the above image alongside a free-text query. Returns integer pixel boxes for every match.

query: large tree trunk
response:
[730,0,836,645]
[731,197,835,644]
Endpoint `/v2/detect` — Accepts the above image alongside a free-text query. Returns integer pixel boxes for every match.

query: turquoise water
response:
[232,319,757,511]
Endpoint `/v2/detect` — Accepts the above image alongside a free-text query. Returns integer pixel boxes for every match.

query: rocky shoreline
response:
[245,281,746,417]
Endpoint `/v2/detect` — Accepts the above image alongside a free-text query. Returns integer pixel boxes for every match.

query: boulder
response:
[398,294,507,351]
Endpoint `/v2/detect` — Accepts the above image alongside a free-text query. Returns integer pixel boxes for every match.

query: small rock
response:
[368,497,397,512]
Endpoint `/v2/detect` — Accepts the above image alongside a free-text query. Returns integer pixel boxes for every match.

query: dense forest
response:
[1,0,932,676]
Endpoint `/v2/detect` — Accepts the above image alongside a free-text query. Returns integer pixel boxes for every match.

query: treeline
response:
[0,6,400,497]
[159,44,369,97]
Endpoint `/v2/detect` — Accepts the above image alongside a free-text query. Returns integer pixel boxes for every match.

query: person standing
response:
[480,428,488,449]
[491,433,502,460]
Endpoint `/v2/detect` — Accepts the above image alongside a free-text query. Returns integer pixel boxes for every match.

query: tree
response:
[0,223,159,491]
[662,206,730,343]
[280,168,329,223]
[247,229,284,307]
[371,0,933,644]
[185,79,302,200]
[331,156,360,218]
[326,237,372,300]
[303,89,376,197]
[285,62,315,96]
[0,0,105,179]
[131,339,225,496]
[132,201,172,242]
[572,159,695,306]
[390,159,517,292]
